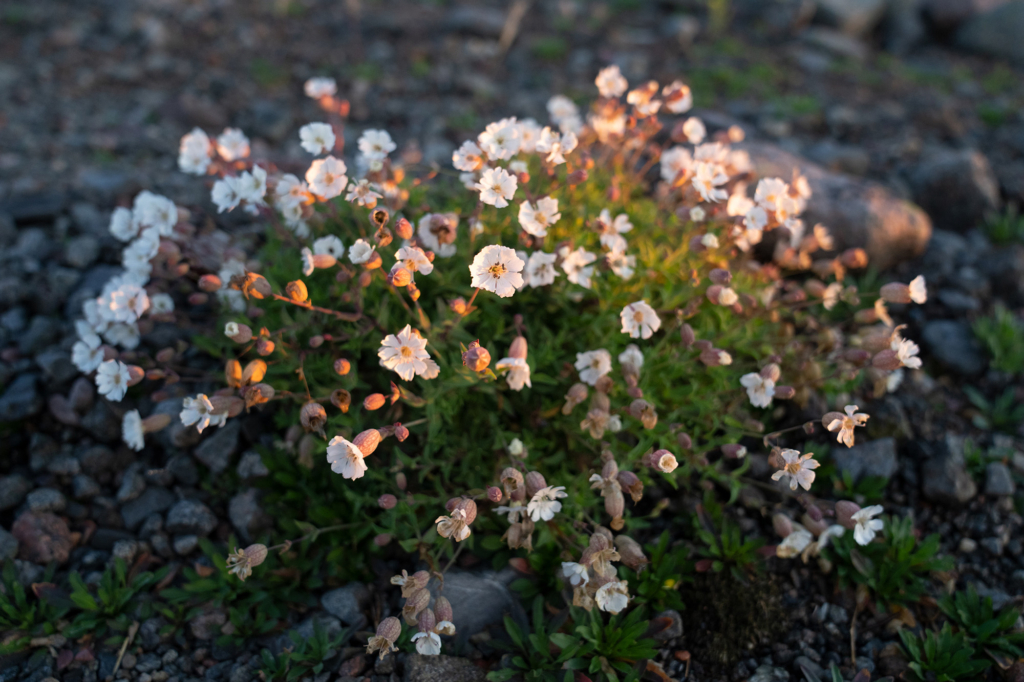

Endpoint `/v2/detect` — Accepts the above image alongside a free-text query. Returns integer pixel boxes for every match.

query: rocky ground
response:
[2,0,1024,681]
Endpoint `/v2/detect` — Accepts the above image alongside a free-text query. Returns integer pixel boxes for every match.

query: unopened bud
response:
[225,322,253,343]
[353,428,382,456]
[462,342,491,371]
[844,348,871,367]
[189,292,209,306]
[773,513,794,538]
[156,347,176,363]
[331,388,351,412]
[629,399,658,429]
[567,169,588,185]
[835,500,861,529]
[124,365,145,386]
[199,274,222,292]
[388,265,412,287]
[374,533,392,547]
[509,336,528,360]
[679,323,696,348]
[396,471,407,490]
[614,535,649,572]
[721,443,747,459]
[394,423,409,441]
[395,217,413,240]
[450,297,468,315]
[760,363,781,382]
[364,393,386,411]
[358,271,372,287]
[256,338,275,356]
[487,486,503,503]
[524,471,547,498]
[378,494,398,510]
[677,432,692,449]
[285,280,308,303]
[709,268,732,285]
[774,385,796,399]
[872,349,902,371]
[334,358,351,375]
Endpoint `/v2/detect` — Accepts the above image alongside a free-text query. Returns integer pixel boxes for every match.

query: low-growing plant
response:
[629,531,690,612]
[964,385,1024,433]
[67,63,937,663]
[984,205,1024,245]
[826,515,952,610]
[0,563,68,653]
[259,620,346,681]
[974,304,1024,375]
[694,496,764,581]
[66,559,168,643]
[899,623,991,682]
[938,584,1024,659]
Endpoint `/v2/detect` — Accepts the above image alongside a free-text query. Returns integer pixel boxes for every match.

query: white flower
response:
[411,631,441,656]
[822,282,843,311]
[313,235,345,259]
[345,179,382,207]
[236,166,267,205]
[771,449,819,491]
[692,162,728,203]
[525,251,559,287]
[95,360,131,402]
[535,128,577,165]
[358,129,396,161]
[326,436,368,480]
[453,140,484,172]
[754,178,789,211]
[909,275,927,304]
[827,405,869,448]
[478,118,522,161]
[690,206,706,222]
[660,147,693,182]
[103,322,141,350]
[508,438,524,456]
[132,191,178,236]
[396,246,433,276]
[306,156,348,199]
[620,301,661,339]
[895,338,922,369]
[608,415,623,432]
[494,501,527,523]
[562,562,589,587]
[475,167,518,208]
[275,174,310,208]
[518,197,560,238]
[619,344,643,375]
[595,581,629,614]
[495,356,531,390]
[72,334,104,373]
[595,64,628,97]
[527,486,567,522]
[108,207,136,242]
[348,238,376,265]
[740,373,775,408]
[607,250,636,279]
[417,213,460,258]
[662,80,692,113]
[211,176,243,213]
[559,246,597,288]
[299,122,336,155]
[149,293,174,314]
[304,77,337,99]
[178,127,212,175]
[597,209,633,252]
[776,528,813,558]
[378,324,432,381]
[887,368,905,393]
[547,94,579,126]
[469,245,525,297]
[300,247,317,276]
[108,284,150,323]
[216,128,250,161]
[681,117,706,144]
[575,349,612,386]
[852,505,884,545]
[180,394,226,434]
[122,410,144,451]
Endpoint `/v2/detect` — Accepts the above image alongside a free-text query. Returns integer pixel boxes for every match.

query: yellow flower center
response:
[633,310,645,323]
[488,263,507,278]
[784,461,802,475]
[400,346,413,358]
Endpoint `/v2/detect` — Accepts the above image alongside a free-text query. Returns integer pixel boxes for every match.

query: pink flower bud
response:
[189,292,209,306]
[395,218,414,240]
[525,471,547,498]
[677,432,692,449]
[378,494,397,509]
[487,486,503,503]
[364,394,386,411]
[395,471,407,490]
[773,513,794,538]
[679,323,696,349]
[199,274,222,292]
[835,500,861,529]
[871,349,902,371]
[844,349,871,367]
[760,363,781,382]
[774,386,796,399]
[374,533,392,547]
[462,342,491,371]
[126,365,145,386]
[721,444,747,459]
[353,429,382,456]
[434,596,453,623]
[709,268,732,285]
[880,282,911,304]
[394,423,409,441]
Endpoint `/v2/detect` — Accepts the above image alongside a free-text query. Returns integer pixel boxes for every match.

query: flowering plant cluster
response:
[69,65,932,659]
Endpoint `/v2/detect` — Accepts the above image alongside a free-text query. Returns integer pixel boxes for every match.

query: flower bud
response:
[331,388,351,412]
[773,513,794,538]
[199,274,222,292]
[806,504,823,522]
[378,494,397,510]
[312,253,337,270]
[804,279,826,298]
[871,349,901,371]
[374,533,392,547]
[821,411,844,429]
[334,358,351,375]
[394,423,409,441]
[396,471,407,490]
[462,342,491,371]
[774,385,796,399]
[450,297,468,315]
[189,292,209,306]
[840,248,868,269]
[225,322,253,343]
[300,402,327,436]
[434,596,453,624]
[395,217,413,240]
[364,393,386,411]
[760,363,781,383]
[417,608,436,633]
[562,383,588,415]
[844,348,871,366]
[567,169,588,185]
[306,335,323,349]
[358,271,372,287]
[125,365,145,386]
[364,251,383,270]
[141,413,172,433]
[705,284,724,305]
[677,432,692,449]
[880,282,911,304]
[679,323,696,349]
[525,471,547,498]
[256,338,275,356]
[709,268,732,285]
[487,486,503,503]
[509,336,528,360]
[721,444,747,459]
[614,535,649,573]
[285,280,308,303]
[241,360,267,386]
[835,500,861,529]
[388,264,412,287]
[353,429,382,456]
[407,282,421,301]
[604,487,625,520]
[244,383,274,409]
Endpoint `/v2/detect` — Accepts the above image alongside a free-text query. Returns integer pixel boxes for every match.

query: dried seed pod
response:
[244,383,274,410]
[880,282,911,304]
[334,358,351,375]
[455,498,478,525]
[679,323,696,348]
[501,467,524,496]
[402,588,430,625]
[434,596,453,623]
[242,360,267,385]
[353,429,382,456]
[462,342,491,371]
[199,274,222,292]
[364,393,386,411]
[300,402,327,437]
[615,535,649,573]
[562,383,588,414]
[604,487,625,520]
[331,388,351,413]
[645,449,678,473]
[417,608,436,634]
[285,280,308,302]
[616,470,643,503]
[395,217,413,240]
[372,208,390,228]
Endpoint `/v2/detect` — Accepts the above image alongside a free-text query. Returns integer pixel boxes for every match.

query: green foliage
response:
[825,515,952,610]
[66,559,168,642]
[899,623,991,682]
[832,469,888,505]
[259,620,346,681]
[974,305,1024,374]
[964,386,1024,433]
[938,584,1024,659]
[985,205,1024,245]
[0,563,68,652]
[962,438,1005,481]
[694,493,763,581]
[629,532,690,612]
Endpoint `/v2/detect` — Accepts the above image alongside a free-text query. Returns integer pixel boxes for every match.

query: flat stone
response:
[47,455,81,476]
[0,373,43,421]
[116,463,147,503]
[428,568,527,644]
[0,474,31,510]
[984,462,1015,496]
[236,451,269,479]
[956,1,1024,62]
[121,487,176,530]
[12,511,74,564]
[921,320,986,375]
[72,474,102,500]
[815,0,887,36]
[0,527,18,561]
[228,488,271,544]
[173,534,200,555]
[78,445,116,474]
[404,655,486,682]
[833,437,898,482]
[321,584,370,627]
[26,488,66,513]
[919,433,978,505]
[35,349,77,386]
[166,453,199,486]
[910,148,1000,233]
[166,499,217,536]
[193,419,241,474]
[738,141,931,271]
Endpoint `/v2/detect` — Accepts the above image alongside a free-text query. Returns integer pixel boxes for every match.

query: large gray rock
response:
[920,434,978,505]
[926,0,1011,31]
[921,320,986,375]
[956,1,1024,62]
[833,437,899,482]
[739,141,932,271]
[984,462,1015,496]
[429,568,527,644]
[909,148,1000,233]
[320,583,370,627]
[0,374,42,421]
[166,499,217,536]
[228,488,272,544]
[193,419,241,474]
[815,0,887,36]
[121,488,176,530]
[0,474,31,511]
